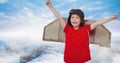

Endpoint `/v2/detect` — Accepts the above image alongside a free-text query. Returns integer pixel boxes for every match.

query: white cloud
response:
[0,54,20,63]
[80,1,105,11]
[89,44,120,63]
[104,20,120,42]
[95,1,103,4]
[68,0,77,2]
[28,53,64,63]
[112,54,120,63]
[0,0,7,3]
[0,6,55,45]
[55,0,77,8]
[81,6,103,12]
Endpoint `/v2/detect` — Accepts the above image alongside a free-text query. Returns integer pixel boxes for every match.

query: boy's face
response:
[70,14,81,28]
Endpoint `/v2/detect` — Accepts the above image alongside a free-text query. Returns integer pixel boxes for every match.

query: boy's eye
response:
[71,15,80,19]
[76,17,80,19]
[71,16,74,19]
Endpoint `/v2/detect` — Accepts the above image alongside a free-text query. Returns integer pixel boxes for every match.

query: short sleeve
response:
[85,24,91,34]
[64,24,69,33]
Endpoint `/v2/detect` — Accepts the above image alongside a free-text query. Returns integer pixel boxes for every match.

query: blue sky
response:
[0,0,120,44]
[0,0,120,19]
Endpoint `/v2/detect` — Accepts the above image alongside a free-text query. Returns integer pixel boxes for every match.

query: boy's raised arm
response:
[46,0,66,28]
[91,14,117,30]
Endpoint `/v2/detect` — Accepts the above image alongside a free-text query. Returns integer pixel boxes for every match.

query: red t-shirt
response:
[64,24,91,63]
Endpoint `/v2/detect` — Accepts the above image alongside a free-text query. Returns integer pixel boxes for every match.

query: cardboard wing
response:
[43,18,111,47]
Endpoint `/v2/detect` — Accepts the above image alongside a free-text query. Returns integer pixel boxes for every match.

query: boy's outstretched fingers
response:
[46,0,49,5]
[112,14,117,19]
[46,0,51,7]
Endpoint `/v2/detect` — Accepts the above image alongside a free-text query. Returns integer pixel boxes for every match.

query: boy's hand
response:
[112,14,117,19]
[46,0,52,7]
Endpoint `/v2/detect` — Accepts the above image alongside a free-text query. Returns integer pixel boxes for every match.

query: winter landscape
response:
[0,0,120,63]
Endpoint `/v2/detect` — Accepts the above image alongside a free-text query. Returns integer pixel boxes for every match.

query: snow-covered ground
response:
[0,40,120,63]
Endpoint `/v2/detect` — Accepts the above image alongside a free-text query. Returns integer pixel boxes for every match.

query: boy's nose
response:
[74,19,77,21]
